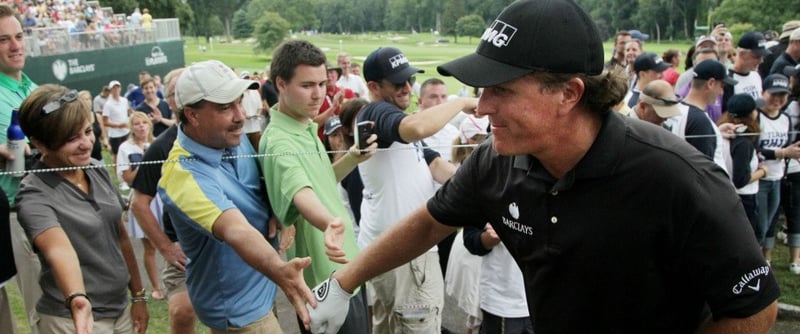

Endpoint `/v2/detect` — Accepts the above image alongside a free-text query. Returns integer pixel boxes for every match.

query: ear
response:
[29,137,46,154]
[367,81,381,95]
[184,106,201,126]
[275,76,288,93]
[558,77,585,115]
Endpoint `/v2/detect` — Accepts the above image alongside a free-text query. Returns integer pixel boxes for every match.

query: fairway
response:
[184,32,693,95]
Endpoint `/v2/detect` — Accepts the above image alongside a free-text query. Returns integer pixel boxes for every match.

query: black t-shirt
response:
[135,100,173,137]
[730,136,756,189]
[428,111,779,333]
[261,80,278,107]
[0,188,14,283]
[340,168,363,225]
[769,52,798,76]
[683,102,717,160]
[131,125,178,242]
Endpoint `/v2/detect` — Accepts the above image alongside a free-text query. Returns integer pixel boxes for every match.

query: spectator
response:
[661,49,681,86]
[352,46,477,333]
[102,80,130,165]
[261,39,374,334]
[769,28,800,75]
[135,77,173,137]
[0,5,42,331]
[670,59,734,173]
[719,94,766,244]
[158,60,315,332]
[17,84,149,333]
[760,20,800,79]
[117,111,163,302]
[624,52,670,108]
[336,52,368,98]
[604,31,632,71]
[756,73,799,264]
[630,79,681,126]
[130,68,199,333]
[313,62,355,140]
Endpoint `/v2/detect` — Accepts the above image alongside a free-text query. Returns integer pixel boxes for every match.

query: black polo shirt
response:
[428,111,779,333]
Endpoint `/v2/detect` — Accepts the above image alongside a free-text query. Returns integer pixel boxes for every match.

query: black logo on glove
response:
[314,279,329,302]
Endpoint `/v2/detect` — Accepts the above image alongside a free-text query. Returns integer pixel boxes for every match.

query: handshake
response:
[305,275,353,334]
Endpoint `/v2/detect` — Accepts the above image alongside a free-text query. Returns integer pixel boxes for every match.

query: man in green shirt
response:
[260,39,374,333]
[0,4,40,334]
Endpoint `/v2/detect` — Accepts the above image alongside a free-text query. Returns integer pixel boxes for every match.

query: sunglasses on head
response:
[41,89,79,116]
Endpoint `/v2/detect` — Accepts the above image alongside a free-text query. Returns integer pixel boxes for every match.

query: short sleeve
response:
[427,144,487,229]
[15,178,59,246]
[261,136,311,227]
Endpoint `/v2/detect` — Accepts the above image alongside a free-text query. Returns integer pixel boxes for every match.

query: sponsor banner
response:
[25,41,185,94]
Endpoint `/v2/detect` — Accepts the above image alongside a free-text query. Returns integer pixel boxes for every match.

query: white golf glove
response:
[306,275,351,334]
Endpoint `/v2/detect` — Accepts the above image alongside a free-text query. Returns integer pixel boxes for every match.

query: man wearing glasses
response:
[354,46,477,333]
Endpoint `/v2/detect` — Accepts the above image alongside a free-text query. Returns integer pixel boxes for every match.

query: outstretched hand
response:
[324,218,348,264]
[307,276,352,334]
[277,257,316,330]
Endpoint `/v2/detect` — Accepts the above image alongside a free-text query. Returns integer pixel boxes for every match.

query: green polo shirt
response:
[259,107,359,287]
[0,72,36,206]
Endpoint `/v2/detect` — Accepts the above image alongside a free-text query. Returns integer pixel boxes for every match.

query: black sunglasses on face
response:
[389,76,416,90]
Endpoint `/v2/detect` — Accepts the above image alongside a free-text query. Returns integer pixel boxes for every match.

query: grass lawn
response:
[183,32,695,96]
[9,33,800,332]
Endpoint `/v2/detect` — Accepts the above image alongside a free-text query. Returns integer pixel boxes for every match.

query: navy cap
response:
[323,115,342,136]
[763,73,791,94]
[784,64,800,78]
[727,94,763,118]
[738,32,771,57]
[693,60,738,86]
[437,0,604,87]
[363,47,424,85]
[633,53,670,73]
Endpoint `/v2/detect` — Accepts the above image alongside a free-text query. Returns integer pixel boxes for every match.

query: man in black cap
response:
[671,59,737,173]
[624,52,670,108]
[327,46,477,334]
[726,32,772,104]
[306,1,779,333]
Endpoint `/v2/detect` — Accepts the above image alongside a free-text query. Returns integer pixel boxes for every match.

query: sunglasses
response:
[650,95,679,106]
[388,76,416,90]
[41,89,79,116]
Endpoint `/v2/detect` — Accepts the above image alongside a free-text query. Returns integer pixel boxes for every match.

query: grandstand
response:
[7,0,184,93]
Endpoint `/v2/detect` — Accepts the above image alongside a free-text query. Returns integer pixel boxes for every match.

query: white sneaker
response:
[790,263,800,275]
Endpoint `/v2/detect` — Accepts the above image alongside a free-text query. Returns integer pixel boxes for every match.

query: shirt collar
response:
[271,106,316,135]
[512,111,625,190]
[0,72,33,96]
[177,125,238,168]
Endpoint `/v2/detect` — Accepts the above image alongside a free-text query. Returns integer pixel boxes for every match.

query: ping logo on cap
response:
[389,54,409,69]
[773,78,789,88]
[481,19,517,48]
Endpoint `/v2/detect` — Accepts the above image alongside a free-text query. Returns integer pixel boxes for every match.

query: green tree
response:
[713,0,799,32]
[442,0,466,43]
[456,15,484,43]
[254,12,291,54]
[232,8,252,39]
[246,0,319,32]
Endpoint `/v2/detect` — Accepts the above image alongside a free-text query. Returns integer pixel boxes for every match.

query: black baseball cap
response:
[437,0,603,87]
[737,32,771,57]
[323,115,342,136]
[693,60,738,85]
[727,93,763,118]
[763,73,791,94]
[633,53,670,73]
[363,47,424,85]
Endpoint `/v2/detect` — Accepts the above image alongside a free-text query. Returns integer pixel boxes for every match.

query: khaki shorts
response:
[210,311,282,334]
[162,260,187,299]
[36,307,132,333]
[370,252,444,334]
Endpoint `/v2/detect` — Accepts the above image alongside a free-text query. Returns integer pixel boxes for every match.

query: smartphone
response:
[128,153,143,170]
[355,121,374,149]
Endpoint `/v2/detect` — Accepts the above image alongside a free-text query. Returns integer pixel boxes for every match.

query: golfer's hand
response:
[307,276,352,334]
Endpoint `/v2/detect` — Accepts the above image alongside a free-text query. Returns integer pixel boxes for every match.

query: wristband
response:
[64,292,90,309]
[131,296,149,303]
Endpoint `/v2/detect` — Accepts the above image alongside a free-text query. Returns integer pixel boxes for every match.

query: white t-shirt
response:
[337,74,369,99]
[758,110,791,180]
[102,97,130,138]
[116,141,143,187]
[732,71,763,101]
[480,242,529,318]
[357,140,437,250]
[424,123,459,163]
[241,89,263,134]
[785,101,800,174]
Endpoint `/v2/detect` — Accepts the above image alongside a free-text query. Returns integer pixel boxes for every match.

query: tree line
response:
[98,0,800,49]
